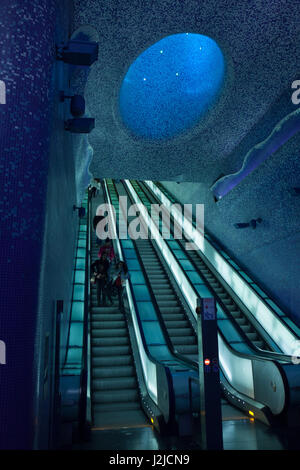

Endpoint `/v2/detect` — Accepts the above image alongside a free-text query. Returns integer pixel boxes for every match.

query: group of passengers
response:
[91,216,129,311]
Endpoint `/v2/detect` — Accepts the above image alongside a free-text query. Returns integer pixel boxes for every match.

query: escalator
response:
[135,180,272,352]
[122,178,300,426]
[88,187,200,435]
[134,238,198,361]
[89,196,149,428]
[114,181,198,361]
[63,178,300,446]
[120,178,270,359]
[185,249,268,349]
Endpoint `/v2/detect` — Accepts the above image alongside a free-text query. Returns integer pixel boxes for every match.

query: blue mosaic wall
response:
[0,0,66,449]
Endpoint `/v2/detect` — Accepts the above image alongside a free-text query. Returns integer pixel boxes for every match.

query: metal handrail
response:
[78,191,91,436]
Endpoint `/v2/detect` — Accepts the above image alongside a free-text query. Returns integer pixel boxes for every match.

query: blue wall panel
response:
[0,0,76,449]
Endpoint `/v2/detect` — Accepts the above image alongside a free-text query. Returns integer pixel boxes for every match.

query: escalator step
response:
[92,355,132,367]
[160,307,183,314]
[156,300,178,307]
[91,314,124,322]
[234,317,247,325]
[239,324,252,333]
[149,279,168,284]
[152,289,173,295]
[140,253,158,257]
[91,328,127,337]
[91,307,121,314]
[93,409,147,428]
[92,321,126,329]
[91,337,129,347]
[160,313,186,321]
[92,389,139,404]
[175,345,198,354]
[223,300,235,307]
[155,294,177,301]
[226,305,239,312]
[92,345,131,356]
[166,327,192,336]
[228,310,241,317]
[92,377,136,391]
[247,332,259,341]
[93,401,141,413]
[147,275,168,280]
[171,336,197,345]
[139,258,157,262]
[93,365,135,378]
[146,269,164,274]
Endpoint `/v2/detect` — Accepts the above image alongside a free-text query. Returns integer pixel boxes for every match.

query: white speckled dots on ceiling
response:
[73,0,300,182]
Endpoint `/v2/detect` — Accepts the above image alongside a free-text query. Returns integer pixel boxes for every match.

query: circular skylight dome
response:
[119,33,225,140]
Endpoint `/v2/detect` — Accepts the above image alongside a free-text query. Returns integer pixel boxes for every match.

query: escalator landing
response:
[71,401,300,450]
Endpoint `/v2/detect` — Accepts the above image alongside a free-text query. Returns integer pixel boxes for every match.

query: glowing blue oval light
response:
[119,33,225,140]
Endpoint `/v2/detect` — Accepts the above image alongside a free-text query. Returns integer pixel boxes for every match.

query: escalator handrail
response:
[78,190,91,433]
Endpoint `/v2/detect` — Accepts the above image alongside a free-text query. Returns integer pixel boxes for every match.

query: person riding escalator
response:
[91,252,110,306]
[108,261,129,312]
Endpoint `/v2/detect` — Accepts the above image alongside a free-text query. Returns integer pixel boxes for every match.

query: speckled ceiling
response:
[73,0,300,182]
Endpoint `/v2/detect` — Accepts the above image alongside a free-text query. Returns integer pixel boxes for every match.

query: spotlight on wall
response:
[60,92,86,117]
[234,218,262,230]
[56,40,98,66]
[73,205,86,218]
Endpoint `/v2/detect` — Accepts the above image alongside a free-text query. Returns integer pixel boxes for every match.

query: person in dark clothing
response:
[93,214,105,246]
[89,178,100,198]
[90,186,96,198]
[91,253,110,306]
[108,260,129,311]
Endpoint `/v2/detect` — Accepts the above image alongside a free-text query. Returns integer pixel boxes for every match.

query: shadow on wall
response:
[211,107,300,200]
[70,25,100,204]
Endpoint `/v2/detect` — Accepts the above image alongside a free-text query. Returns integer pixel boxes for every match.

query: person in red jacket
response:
[98,237,115,262]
